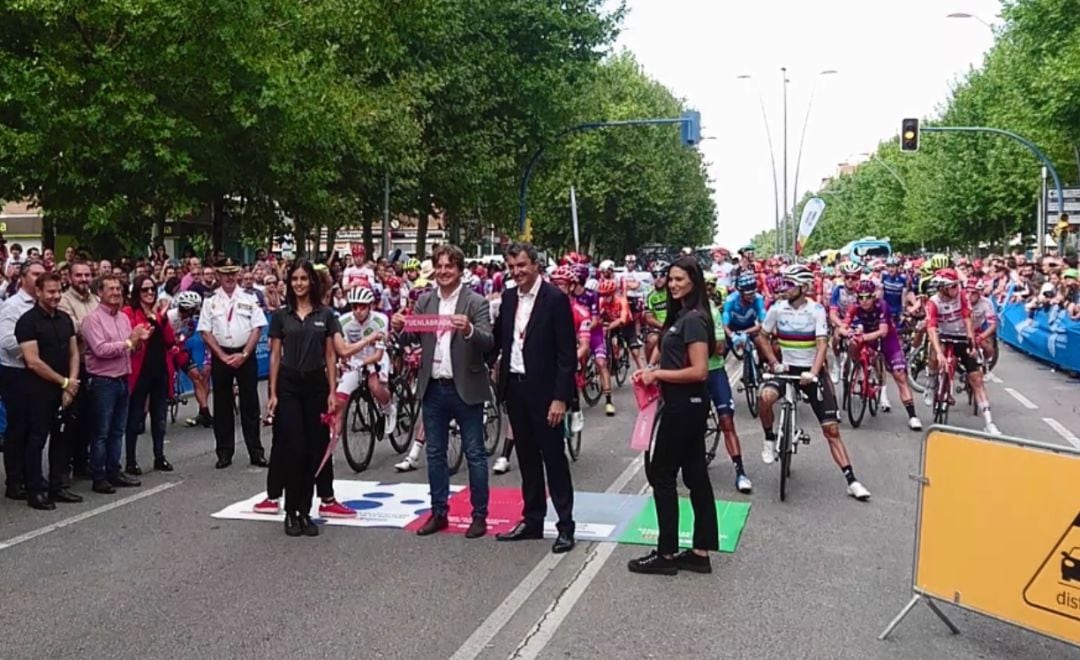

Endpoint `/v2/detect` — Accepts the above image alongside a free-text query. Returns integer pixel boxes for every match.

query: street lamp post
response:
[789,69,839,254]
[782,67,789,255]
[946,12,994,28]
[859,152,909,191]
[736,74,781,253]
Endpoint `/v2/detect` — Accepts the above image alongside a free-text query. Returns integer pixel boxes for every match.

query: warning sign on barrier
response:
[881,427,1080,647]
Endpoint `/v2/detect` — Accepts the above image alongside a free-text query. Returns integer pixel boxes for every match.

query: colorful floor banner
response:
[212,480,751,552]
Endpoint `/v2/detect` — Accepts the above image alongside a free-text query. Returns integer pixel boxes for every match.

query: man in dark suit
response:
[492,242,577,553]
[391,244,494,539]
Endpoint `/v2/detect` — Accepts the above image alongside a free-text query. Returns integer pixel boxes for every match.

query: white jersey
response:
[619,270,653,298]
[341,311,389,368]
[762,298,828,368]
[712,262,735,290]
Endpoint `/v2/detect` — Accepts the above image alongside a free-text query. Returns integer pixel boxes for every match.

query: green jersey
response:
[646,289,668,325]
[709,303,726,371]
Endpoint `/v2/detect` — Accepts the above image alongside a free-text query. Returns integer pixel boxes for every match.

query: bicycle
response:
[341,368,409,473]
[930,338,966,425]
[606,331,631,388]
[482,383,502,456]
[581,355,602,407]
[565,398,584,462]
[765,371,813,502]
[843,334,883,428]
[901,318,929,394]
[733,333,760,418]
[168,369,188,425]
[704,404,721,465]
[964,343,990,416]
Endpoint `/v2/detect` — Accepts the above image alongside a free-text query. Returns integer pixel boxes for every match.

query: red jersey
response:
[570,299,592,337]
[925,292,971,337]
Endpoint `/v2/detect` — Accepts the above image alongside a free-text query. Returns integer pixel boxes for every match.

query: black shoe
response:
[299,515,320,537]
[27,493,56,510]
[72,464,93,480]
[496,521,543,541]
[153,458,174,472]
[628,550,678,575]
[552,532,575,554]
[284,512,303,537]
[215,458,232,469]
[109,473,141,488]
[416,514,449,536]
[249,456,269,468]
[465,518,487,539]
[673,549,712,574]
[5,484,28,501]
[50,488,84,504]
[92,480,116,494]
[125,463,143,476]
[201,413,214,429]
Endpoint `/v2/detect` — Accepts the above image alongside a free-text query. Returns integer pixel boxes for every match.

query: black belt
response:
[220,346,246,354]
[87,373,125,382]
[507,373,528,382]
[431,378,455,386]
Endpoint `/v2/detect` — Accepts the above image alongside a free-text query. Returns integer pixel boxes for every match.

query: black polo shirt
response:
[659,306,710,400]
[268,306,341,372]
[14,304,76,390]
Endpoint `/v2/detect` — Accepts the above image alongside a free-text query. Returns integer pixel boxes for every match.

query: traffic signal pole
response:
[517,112,701,233]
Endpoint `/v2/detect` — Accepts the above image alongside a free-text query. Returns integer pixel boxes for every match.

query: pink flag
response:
[315,411,339,477]
[632,379,660,411]
[630,400,658,452]
[404,314,455,333]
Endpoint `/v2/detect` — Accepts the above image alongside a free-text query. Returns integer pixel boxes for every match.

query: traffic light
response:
[900,118,920,152]
[680,110,701,146]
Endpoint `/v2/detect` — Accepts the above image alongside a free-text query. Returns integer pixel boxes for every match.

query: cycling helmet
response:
[404,258,421,272]
[965,278,985,292]
[461,269,476,286]
[599,259,615,273]
[933,268,960,285]
[572,264,591,286]
[176,291,202,310]
[839,262,863,276]
[348,287,375,305]
[885,256,900,267]
[856,280,876,295]
[551,265,577,284]
[384,275,402,289]
[704,271,717,285]
[736,273,758,292]
[624,254,637,263]
[598,279,617,296]
[1064,268,1079,280]
[781,264,815,287]
[738,244,755,255]
[928,253,951,271]
[651,260,670,278]
[584,278,599,292]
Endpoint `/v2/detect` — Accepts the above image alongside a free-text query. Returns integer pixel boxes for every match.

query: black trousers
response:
[506,379,575,534]
[24,385,68,495]
[65,365,94,471]
[1,367,30,490]
[271,367,330,516]
[646,395,718,555]
[266,445,334,500]
[211,350,264,461]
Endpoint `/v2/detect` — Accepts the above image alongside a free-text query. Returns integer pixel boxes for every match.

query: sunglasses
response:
[844,275,861,281]
[351,303,369,309]
[139,286,156,293]
[857,294,875,301]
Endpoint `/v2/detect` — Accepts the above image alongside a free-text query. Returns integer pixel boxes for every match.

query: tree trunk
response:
[326,224,338,259]
[361,214,374,258]
[448,210,460,246]
[415,201,430,259]
[211,197,225,252]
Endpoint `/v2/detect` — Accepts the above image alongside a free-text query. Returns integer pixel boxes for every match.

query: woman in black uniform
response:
[629,255,719,575]
[267,261,340,537]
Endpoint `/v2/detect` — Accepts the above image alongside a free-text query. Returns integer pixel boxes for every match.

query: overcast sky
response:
[612,0,1002,248]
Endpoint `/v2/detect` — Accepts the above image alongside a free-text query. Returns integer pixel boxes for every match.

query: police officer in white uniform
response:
[198,258,269,468]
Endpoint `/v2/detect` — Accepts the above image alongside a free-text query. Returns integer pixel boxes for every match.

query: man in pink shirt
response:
[82,275,152,494]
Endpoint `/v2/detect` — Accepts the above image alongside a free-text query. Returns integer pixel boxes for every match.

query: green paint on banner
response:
[618,498,750,552]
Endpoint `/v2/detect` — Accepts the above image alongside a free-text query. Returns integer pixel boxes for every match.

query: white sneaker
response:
[761,440,776,465]
[879,391,891,412]
[984,422,1001,435]
[382,404,398,435]
[493,457,511,474]
[908,416,923,431]
[829,361,840,384]
[923,388,933,407]
[735,473,753,494]
[394,457,418,472]
[847,481,871,501]
[570,411,585,433]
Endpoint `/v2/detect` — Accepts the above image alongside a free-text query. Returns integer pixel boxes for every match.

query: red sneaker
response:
[253,498,280,515]
[319,499,357,519]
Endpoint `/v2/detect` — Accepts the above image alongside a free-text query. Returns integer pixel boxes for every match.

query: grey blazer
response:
[405,286,495,406]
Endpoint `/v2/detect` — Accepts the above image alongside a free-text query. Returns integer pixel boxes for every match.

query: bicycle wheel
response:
[867,363,880,418]
[778,406,793,502]
[743,356,759,418]
[932,373,950,425]
[447,426,464,476]
[730,339,746,361]
[483,395,502,456]
[907,345,928,394]
[987,337,999,372]
[391,381,417,452]
[847,363,868,428]
[582,359,602,407]
[614,339,630,387]
[342,391,376,472]
[565,416,583,462]
[704,406,721,465]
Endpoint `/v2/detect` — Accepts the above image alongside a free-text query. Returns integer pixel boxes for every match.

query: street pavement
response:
[1,347,1079,660]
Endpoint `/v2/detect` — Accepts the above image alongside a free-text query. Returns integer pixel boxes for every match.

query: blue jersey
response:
[722,292,766,331]
[881,273,908,316]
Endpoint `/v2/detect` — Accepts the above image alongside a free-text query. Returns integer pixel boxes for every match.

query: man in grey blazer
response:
[391,244,494,538]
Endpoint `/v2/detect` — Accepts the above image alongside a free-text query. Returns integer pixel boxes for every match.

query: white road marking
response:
[0,482,179,552]
[1004,387,1038,410]
[987,373,1004,384]
[1042,418,1080,450]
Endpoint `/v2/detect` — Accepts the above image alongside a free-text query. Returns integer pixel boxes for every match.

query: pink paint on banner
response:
[403,314,455,333]
[630,400,658,452]
[632,379,660,411]
[405,487,524,535]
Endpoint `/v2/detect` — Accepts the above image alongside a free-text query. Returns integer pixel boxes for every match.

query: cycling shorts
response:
[336,360,389,397]
[627,297,644,317]
[761,365,840,425]
[171,349,196,375]
[589,328,608,360]
[620,323,639,347]
[851,326,906,372]
[938,336,982,374]
[707,367,734,417]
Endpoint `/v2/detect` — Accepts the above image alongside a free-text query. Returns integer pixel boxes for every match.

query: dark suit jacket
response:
[492,279,576,406]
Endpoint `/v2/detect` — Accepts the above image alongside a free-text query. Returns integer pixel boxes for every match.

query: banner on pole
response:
[795,197,827,256]
[570,186,580,253]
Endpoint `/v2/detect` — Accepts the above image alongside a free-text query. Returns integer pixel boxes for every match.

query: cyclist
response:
[881,257,910,322]
[621,254,651,366]
[924,268,999,434]
[333,287,396,449]
[755,264,871,501]
[722,273,766,370]
[168,290,213,428]
[828,261,863,382]
[403,258,426,292]
[707,292,752,494]
[966,278,998,373]
[838,280,923,430]
[643,260,669,359]
[599,259,644,372]
[598,278,628,416]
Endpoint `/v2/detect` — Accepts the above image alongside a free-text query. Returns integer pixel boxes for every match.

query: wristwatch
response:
[241,351,250,360]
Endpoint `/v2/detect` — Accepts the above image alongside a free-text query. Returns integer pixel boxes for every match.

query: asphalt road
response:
[1,347,1078,660]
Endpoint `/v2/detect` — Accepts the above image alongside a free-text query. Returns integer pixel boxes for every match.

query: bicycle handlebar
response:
[762,371,818,383]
